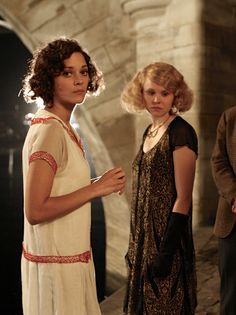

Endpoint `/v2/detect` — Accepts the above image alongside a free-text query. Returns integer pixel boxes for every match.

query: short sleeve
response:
[169,117,198,155]
[28,120,65,174]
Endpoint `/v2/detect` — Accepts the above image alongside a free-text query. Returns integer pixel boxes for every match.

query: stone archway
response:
[2,0,236,294]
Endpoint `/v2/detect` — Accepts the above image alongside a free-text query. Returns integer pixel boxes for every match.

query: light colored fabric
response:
[21,108,101,315]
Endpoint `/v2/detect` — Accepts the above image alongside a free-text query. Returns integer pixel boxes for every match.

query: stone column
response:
[121,0,171,66]
[120,0,172,148]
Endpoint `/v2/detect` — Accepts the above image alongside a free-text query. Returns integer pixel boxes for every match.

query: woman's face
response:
[142,78,174,119]
[53,52,90,107]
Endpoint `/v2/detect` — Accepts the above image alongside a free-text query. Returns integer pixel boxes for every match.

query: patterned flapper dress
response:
[124,116,198,315]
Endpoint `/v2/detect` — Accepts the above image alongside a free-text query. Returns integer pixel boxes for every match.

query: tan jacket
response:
[211,106,236,238]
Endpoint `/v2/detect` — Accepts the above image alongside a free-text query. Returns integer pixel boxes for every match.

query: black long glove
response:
[151,212,188,278]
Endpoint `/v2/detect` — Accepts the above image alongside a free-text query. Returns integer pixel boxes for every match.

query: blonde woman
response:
[121,62,197,315]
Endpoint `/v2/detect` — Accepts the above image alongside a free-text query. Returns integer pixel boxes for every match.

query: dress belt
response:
[22,244,91,264]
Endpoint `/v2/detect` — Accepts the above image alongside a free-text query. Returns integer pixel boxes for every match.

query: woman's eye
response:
[81,70,89,76]
[62,71,72,77]
[145,90,155,96]
[162,91,169,96]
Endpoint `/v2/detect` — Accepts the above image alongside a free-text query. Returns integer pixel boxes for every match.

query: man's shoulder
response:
[223,105,236,117]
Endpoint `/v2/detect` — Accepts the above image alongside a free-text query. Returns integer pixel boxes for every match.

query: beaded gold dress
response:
[124,116,198,315]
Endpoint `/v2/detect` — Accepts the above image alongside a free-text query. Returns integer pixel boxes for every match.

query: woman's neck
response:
[152,114,171,128]
[45,103,75,126]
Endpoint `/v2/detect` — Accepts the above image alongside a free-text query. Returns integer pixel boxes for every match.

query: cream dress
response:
[21,108,101,315]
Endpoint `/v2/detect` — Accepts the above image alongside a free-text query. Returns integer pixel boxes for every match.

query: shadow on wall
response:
[0,21,106,314]
[199,5,236,226]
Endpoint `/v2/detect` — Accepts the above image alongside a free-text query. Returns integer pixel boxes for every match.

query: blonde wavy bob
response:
[121,62,193,114]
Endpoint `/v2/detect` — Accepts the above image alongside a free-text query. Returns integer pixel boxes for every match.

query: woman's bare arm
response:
[25,160,125,225]
[172,146,197,215]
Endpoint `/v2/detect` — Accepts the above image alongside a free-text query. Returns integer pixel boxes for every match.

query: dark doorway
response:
[0,19,32,315]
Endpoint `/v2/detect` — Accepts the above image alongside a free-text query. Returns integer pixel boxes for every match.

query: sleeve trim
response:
[29,151,57,174]
[31,116,85,157]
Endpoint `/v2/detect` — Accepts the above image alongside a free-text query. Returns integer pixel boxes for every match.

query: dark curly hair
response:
[22,37,104,105]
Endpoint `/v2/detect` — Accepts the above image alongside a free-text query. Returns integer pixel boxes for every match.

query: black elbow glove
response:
[151,212,188,278]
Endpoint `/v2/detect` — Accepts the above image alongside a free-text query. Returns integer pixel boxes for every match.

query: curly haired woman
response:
[21,37,125,315]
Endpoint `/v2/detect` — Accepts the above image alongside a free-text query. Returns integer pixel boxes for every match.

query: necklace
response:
[147,115,171,138]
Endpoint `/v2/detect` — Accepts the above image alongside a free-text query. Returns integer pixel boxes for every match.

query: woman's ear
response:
[171,95,179,114]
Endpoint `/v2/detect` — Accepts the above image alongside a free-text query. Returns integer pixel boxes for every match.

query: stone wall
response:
[198,0,236,224]
[1,0,236,291]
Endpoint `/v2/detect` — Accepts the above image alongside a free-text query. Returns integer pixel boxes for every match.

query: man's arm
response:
[211,110,236,205]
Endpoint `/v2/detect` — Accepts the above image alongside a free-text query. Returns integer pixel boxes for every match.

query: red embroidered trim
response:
[22,245,91,264]
[29,151,57,174]
[31,116,85,157]
[31,117,58,125]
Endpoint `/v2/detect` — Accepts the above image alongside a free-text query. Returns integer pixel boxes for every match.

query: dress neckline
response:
[32,108,85,157]
[142,115,179,154]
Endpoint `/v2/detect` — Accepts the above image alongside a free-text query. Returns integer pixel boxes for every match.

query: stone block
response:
[174,23,201,47]
[32,9,83,43]
[106,38,135,68]
[74,19,110,51]
[89,98,125,126]
[90,46,115,74]
[18,0,76,32]
[136,31,174,60]
[166,0,202,26]
[98,114,136,149]
[72,0,108,28]
[83,60,135,113]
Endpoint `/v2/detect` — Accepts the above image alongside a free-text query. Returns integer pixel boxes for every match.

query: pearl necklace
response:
[147,115,171,138]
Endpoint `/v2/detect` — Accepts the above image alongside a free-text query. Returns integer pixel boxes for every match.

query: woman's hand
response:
[92,167,126,196]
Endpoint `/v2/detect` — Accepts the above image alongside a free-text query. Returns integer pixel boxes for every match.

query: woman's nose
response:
[74,79,83,85]
[153,95,160,102]
[74,75,83,85]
